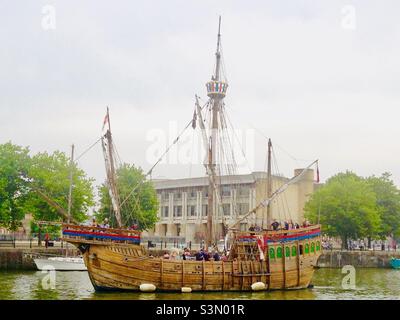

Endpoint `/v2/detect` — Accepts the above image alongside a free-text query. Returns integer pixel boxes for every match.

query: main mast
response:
[205,16,228,248]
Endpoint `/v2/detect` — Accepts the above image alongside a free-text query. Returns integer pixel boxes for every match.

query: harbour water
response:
[0,268,399,300]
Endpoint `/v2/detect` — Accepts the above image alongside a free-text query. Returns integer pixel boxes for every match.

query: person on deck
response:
[284,221,289,230]
[163,251,170,259]
[204,251,210,261]
[271,219,280,231]
[195,249,204,261]
[103,218,110,228]
[213,251,220,261]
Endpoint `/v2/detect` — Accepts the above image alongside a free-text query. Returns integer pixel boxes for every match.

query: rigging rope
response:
[120,102,208,208]
[75,137,102,162]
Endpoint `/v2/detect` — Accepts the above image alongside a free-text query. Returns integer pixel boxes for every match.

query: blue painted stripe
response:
[266,233,320,244]
[63,231,140,244]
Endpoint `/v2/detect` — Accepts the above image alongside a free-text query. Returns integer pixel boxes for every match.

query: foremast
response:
[101,107,123,228]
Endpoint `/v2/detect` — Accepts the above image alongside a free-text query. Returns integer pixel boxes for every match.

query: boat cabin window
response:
[277,247,283,258]
[311,242,315,253]
[299,245,303,255]
[305,243,310,254]
[291,246,297,257]
[285,247,290,258]
[316,241,321,251]
[269,248,275,259]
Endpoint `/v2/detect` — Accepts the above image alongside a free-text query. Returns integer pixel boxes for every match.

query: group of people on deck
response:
[248,219,312,232]
[161,247,228,262]
[89,218,139,231]
[91,218,110,229]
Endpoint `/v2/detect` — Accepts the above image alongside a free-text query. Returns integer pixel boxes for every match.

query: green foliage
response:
[0,142,95,231]
[97,164,159,230]
[0,142,31,230]
[30,221,61,239]
[366,173,400,238]
[305,171,381,248]
[27,151,94,223]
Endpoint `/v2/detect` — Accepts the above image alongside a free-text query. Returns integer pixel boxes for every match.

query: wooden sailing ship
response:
[62,17,321,292]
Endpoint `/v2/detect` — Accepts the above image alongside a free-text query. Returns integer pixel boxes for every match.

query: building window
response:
[222,204,230,216]
[188,189,197,200]
[162,192,169,201]
[177,224,181,236]
[174,191,182,200]
[173,205,182,217]
[237,203,249,215]
[291,246,297,257]
[221,185,231,197]
[237,186,249,197]
[187,205,197,217]
[202,204,208,216]
[161,206,169,218]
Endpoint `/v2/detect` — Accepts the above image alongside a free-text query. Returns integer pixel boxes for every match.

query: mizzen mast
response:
[266,138,272,227]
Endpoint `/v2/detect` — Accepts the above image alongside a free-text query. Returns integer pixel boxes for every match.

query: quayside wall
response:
[317,250,400,268]
[0,248,79,270]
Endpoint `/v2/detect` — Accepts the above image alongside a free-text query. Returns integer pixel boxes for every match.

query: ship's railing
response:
[61,223,141,245]
[232,224,321,245]
[232,224,321,237]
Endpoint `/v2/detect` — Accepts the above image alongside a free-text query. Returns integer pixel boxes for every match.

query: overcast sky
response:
[1,0,400,187]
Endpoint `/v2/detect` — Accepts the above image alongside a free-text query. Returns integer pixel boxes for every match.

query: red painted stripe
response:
[265,229,320,241]
[237,228,321,241]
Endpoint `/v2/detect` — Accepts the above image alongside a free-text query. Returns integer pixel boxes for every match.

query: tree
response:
[0,142,31,230]
[304,171,381,249]
[27,151,94,223]
[366,173,400,239]
[97,164,159,230]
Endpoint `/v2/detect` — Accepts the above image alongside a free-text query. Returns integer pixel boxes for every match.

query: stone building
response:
[145,168,317,244]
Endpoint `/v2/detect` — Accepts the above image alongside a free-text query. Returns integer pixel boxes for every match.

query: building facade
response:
[145,169,317,244]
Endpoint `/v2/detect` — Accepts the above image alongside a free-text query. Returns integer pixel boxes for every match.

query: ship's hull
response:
[79,241,320,292]
[62,224,322,292]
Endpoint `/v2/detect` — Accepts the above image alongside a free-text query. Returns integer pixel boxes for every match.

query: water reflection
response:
[0,268,399,300]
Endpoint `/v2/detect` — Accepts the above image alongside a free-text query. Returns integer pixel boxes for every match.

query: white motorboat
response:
[34,256,87,271]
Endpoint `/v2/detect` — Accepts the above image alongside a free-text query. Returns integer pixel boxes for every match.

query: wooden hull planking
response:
[68,239,320,292]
